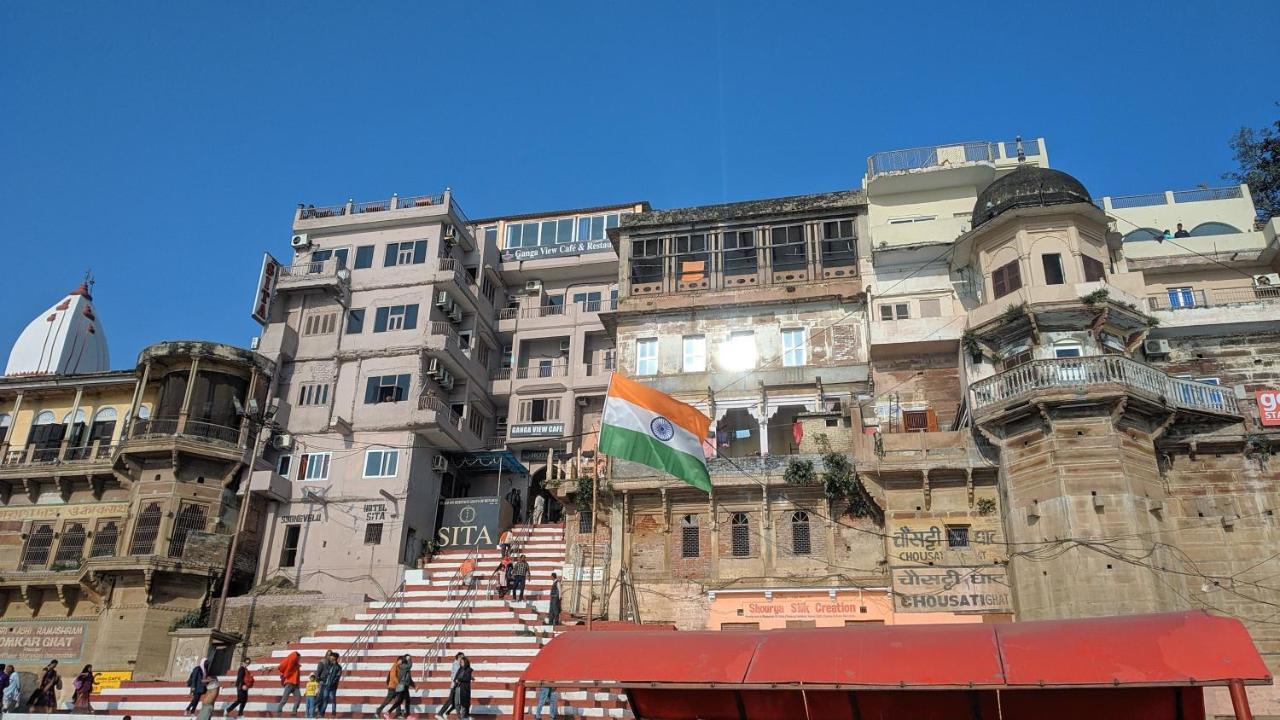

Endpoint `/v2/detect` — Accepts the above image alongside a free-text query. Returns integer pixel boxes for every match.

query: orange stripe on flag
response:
[607,374,711,439]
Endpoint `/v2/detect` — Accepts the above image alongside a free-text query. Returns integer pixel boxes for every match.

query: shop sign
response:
[887,517,1004,566]
[437,497,500,548]
[503,240,612,262]
[279,513,321,524]
[0,502,129,523]
[364,503,388,521]
[510,423,565,438]
[251,253,282,325]
[736,598,878,620]
[0,622,86,660]
[891,567,1012,613]
[1258,389,1280,427]
[92,671,133,693]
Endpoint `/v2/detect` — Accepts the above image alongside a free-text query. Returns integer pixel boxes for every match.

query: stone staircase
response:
[84,524,631,719]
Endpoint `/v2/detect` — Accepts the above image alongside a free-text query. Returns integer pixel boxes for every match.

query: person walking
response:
[387,655,415,718]
[495,555,512,599]
[184,659,208,715]
[316,650,342,718]
[511,555,530,601]
[72,664,95,711]
[2,664,20,713]
[276,650,303,715]
[531,493,546,525]
[533,683,558,720]
[547,572,561,626]
[373,658,400,718]
[452,657,473,719]
[196,675,221,720]
[435,653,464,719]
[498,528,514,558]
[303,674,320,718]
[223,657,254,717]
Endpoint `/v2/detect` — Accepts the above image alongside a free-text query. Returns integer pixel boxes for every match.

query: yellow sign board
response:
[92,671,133,694]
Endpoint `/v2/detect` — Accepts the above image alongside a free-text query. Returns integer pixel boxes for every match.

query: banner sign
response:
[1258,389,1280,427]
[251,253,282,325]
[437,497,500,548]
[0,622,86,660]
[510,422,565,438]
[92,671,133,694]
[891,567,1013,613]
[503,240,612,262]
[886,516,1005,566]
[0,502,129,523]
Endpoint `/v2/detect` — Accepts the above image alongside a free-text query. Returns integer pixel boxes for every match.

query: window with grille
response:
[21,524,54,569]
[303,312,338,336]
[578,509,593,534]
[769,225,807,271]
[90,520,120,558]
[630,238,663,284]
[280,524,301,568]
[722,230,757,276]
[791,511,812,555]
[991,260,1022,299]
[820,219,857,268]
[730,513,751,557]
[946,524,970,548]
[129,503,162,555]
[54,522,87,565]
[364,523,383,545]
[297,383,330,407]
[680,514,700,558]
[169,504,208,559]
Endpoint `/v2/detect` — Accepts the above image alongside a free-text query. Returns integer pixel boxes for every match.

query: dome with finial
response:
[972,165,1093,228]
[4,277,110,376]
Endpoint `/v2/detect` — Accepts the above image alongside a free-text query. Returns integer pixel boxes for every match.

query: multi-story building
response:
[0,284,272,678]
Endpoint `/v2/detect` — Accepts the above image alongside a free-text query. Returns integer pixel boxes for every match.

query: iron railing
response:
[1148,285,1280,310]
[184,420,242,446]
[418,395,463,429]
[516,364,569,379]
[1109,192,1167,209]
[1173,186,1243,203]
[278,258,346,281]
[299,203,347,219]
[969,356,1237,417]
[342,580,406,666]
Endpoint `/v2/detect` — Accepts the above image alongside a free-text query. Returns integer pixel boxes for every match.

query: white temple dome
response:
[4,282,110,376]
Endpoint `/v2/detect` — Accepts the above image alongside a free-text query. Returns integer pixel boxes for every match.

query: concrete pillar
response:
[607,491,625,620]
[177,358,201,434]
[59,387,85,460]
[0,392,24,460]
[753,407,770,457]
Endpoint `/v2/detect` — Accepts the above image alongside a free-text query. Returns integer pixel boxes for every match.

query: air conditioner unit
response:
[444,297,457,314]
[290,233,311,249]
[432,455,449,473]
[438,371,454,390]
[1253,273,1280,287]
[443,224,457,241]
[525,280,543,294]
[435,291,450,308]
[1143,338,1172,357]
[426,357,443,378]
[271,433,294,451]
[559,339,571,353]
[448,307,463,324]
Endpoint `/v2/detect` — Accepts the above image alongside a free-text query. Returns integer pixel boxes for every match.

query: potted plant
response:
[418,539,441,568]
[962,329,983,364]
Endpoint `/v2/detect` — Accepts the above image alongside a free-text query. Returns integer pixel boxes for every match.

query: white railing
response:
[868,138,1041,178]
[1107,185,1243,209]
[969,356,1237,417]
[278,258,345,281]
[1148,285,1280,311]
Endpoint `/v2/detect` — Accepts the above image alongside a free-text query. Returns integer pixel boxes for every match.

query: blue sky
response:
[2,1,1276,368]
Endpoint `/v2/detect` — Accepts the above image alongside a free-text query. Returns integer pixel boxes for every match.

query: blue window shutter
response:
[403,304,418,330]
[364,377,380,404]
[355,245,374,269]
[384,243,399,267]
[374,307,390,333]
[413,240,428,264]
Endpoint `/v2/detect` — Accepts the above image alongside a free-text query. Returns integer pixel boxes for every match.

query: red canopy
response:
[522,611,1269,690]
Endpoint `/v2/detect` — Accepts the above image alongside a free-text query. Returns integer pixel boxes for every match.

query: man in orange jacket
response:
[275,650,303,715]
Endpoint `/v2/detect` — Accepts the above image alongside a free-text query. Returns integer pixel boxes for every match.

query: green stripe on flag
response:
[599,424,711,493]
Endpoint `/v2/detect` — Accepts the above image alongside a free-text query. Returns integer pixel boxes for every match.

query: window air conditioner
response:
[1253,273,1280,287]
[426,357,443,378]
[448,307,463,324]
[443,224,457,241]
[1143,338,1172,357]
[435,291,450,308]
[525,280,543,293]
[438,370,454,390]
[432,455,449,473]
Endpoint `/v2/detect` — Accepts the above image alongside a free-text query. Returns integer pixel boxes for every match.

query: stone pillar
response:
[177,358,201,434]
[0,392,24,460]
[751,406,770,457]
[58,387,85,460]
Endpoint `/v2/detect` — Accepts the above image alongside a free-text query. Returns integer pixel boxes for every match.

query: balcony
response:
[294,191,474,251]
[424,322,489,386]
[865,138,1045,195]
[968,356,1239,420]
[0,442,117,480]
[1145,284,1280,333]
[869,315,964,354]
[571,360,616,389]
[276,258,351,297]
[118,416,248,462]
[434,259,491,319]
[641,362,870,396]
[411,396,483,450]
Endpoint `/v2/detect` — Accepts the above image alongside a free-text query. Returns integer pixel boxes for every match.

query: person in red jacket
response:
[275,651,303,715]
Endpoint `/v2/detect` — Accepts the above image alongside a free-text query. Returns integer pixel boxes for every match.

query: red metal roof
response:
[520,611,1271,690]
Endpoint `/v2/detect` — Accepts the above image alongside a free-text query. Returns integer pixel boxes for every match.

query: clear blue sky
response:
[2,1,1276,368]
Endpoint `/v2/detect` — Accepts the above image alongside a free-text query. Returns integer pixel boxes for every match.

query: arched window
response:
[27,411,63,459]
[1190,221,1242,237]
[54,522,87,566]
[129,503,163,556]
[1122,227,1162,242]
[21,524,55,569]
[730,512,751,557]
[89,407,118,450]
[90,521,120,558]
[791,511,812,555]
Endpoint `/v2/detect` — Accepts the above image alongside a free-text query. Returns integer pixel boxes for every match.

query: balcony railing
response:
[298,192,449,220]
[501,300,616,322]
[277,258,348,284]
[1106,185,1244,210]
[418,395,463,429]
[969,356,1237,417]
[1148,285,1280,311]
[516,364,570,379]
[299,203,347,219]
[493,368,512,381]
[868,138,1040,178]
[584,360,616,377]
[128,417,241,447]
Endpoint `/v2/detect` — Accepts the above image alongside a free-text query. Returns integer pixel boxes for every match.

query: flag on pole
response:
[599,374,713,492]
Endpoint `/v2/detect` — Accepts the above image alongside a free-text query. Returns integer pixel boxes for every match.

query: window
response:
[298,452,332,481]
[1054,344,1082,358]
[636,338,658,376]
[675,234,710,284]
[373,304,419,332]
[902,409,938,432]
[168,504,207,559]
[1001,350,1034,371]
[821,219,857,268]
[577,212,624,242]
[364,523,384,545]
[1042,254,1065,285]
[1082,255,1106,282]
[682,336,706,372]
[540,218,576,245]
[730,512,750,557]
[720,331,756,371]
[277,455,292,477]
[354,245,375,269]
[722,230,758,276]
[20,524,54,569]
[630,238,664,284]
[129,503,162,556]
[506,221,541,248]
[991,260,1022,299]
[573,291,602,312]
[297,383,330,407]
[365,374,411,404]
[0,413,9,444]
[1167,287,1197,309]
[945,525,970,548]
[384,240,428,267]
[880,303,910,321]
[782,329,806,367]
[467,410,486,438]
[303,312,338,336]
[888,215,936,224]
[538,359,554,378]
[346,308,365,334]
[280,524,301,568]
[483,226,497,245]
[919,298,941,318]
[89,520,119,558]
[769,225,807,270]
[310,247,349,270]
[791,511,812,555]
[518,398,560,422]
[363,448,399,478]
[680,514,700,558]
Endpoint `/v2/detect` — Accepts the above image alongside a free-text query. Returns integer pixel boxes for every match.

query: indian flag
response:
[599,374,712,492]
